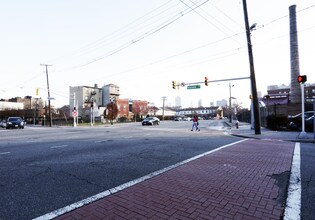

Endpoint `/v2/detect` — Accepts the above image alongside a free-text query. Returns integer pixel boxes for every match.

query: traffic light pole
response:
[175,77,249,88]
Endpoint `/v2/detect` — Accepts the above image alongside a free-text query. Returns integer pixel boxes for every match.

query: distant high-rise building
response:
[198,99,202,107]
[217,99,227,107]
[175,96,181,107]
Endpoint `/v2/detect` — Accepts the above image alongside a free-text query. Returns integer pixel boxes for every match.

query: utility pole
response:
[41,64,53,127]
[161,96,167,121]
[242,0,261,134]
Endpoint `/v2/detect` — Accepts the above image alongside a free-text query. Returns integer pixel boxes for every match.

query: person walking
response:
[191,116,200,131]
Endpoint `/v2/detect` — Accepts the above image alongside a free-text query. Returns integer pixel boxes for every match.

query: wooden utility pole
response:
[41,64,53,127]
[242,0,261,134]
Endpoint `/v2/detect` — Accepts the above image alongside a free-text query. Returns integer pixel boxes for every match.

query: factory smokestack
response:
[289,5,301,104]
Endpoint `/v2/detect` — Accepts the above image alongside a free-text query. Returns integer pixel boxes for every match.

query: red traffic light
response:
[204,77,208,86]
[297,75,307,83]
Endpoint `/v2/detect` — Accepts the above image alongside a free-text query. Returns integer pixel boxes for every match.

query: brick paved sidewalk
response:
[54,139,294,220]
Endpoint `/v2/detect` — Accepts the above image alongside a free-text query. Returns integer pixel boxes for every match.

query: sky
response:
[1,0,314,109]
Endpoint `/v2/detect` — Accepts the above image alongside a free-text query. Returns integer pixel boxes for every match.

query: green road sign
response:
[187,85,201,90]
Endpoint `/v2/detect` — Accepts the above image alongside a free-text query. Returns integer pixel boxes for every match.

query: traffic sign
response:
[187,85,201,90]
[72,110,77,117]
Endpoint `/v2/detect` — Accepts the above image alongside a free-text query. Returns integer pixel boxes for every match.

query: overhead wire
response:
[54,3,315,88]
[180,0,244,46]
[87,4,315,84]
[48,0,179,64]
[6,3,314,100]
[88,31,246,83]
[54,0,210,72]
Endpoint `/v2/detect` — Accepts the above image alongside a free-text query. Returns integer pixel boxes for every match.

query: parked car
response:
[287,111,314,130]
[5,117,25,129]
[0,120,6,128]
[305,115,314,132]
[183,117,191,121]
[142,117,160,126]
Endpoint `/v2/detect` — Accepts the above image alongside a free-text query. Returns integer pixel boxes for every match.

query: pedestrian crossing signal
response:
[297,75,307,83]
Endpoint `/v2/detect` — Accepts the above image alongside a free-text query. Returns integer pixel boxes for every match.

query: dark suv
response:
[6,117,25,129]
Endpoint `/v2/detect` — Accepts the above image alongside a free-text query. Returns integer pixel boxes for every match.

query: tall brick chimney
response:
[289,5,301,105]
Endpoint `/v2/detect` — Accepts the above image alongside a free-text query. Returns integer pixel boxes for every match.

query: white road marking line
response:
[34,139,247,220]
[0,152,10,155]
[284,142,301,220]
[50,145,68,149]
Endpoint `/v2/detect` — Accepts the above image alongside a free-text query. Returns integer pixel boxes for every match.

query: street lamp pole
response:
[242,0,261,134]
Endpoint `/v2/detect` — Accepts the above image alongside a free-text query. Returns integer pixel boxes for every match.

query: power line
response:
[259,4,314,28]
[48,0,180,64]
[54,0,210,72]
[7,3,315,95]
[181,0,243,44]
[209,1,243,29]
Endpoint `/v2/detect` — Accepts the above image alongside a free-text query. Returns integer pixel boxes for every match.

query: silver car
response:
[141,117,160,126]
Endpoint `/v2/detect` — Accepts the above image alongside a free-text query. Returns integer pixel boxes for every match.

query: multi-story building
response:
[0,101,23,110]
[116,99,129,119]
[69,84,103,118]
[7,96,43,110]
[102,84,120,106]
[262,83,315,116]
[266,83,315,103]
[216,99,227,107]
[305,84,315,103]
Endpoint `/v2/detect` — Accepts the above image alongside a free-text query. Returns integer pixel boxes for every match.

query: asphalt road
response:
[301,142,315,220]
[0,120,241,220]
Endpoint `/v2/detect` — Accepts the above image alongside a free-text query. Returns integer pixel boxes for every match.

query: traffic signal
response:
[204,77,208,86]
[172,81,176,89]
[297,75,307,83]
